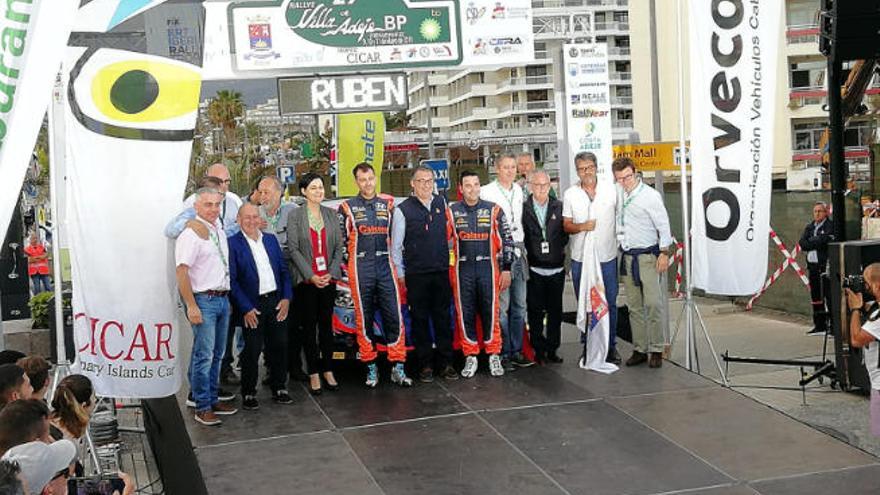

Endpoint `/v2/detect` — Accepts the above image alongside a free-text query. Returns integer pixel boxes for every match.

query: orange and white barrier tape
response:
[670,238,685,298]
[746,229,810,310]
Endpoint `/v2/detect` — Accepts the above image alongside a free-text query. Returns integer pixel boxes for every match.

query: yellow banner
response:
[612,142,689,172]
[336,112,385,197]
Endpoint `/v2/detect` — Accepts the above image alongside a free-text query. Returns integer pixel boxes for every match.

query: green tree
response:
[207,90,244,152]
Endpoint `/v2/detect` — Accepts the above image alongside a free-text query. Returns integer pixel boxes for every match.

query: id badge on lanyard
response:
[541,241,550,254]
[314,234,327,271]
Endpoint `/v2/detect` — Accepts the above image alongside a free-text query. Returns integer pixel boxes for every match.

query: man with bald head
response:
[228,203,293,409]
[166,163,244,238]
[800,201,835,335]
[846,262,880,436]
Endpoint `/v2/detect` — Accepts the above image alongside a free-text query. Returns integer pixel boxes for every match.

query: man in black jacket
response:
[800,201,835,335]
[523,170,569,363]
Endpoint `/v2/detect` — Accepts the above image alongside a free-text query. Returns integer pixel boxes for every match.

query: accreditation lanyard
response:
[619,182,644,228]
[206,224,230,283]
[532,202,548,240]
[307,208,325,256]
[496,181,518,232]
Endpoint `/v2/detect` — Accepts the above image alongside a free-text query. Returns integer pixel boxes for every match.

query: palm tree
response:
[207,90,244,152]
[385,110,412,131]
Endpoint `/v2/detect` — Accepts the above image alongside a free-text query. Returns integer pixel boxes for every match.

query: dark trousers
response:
[221,312,239,375]
[240,292,288,396]
[405,270,453,370]
[296,282,337,374]
[527,270,565,358]
[287,313,305,377]
[808,263,828,332]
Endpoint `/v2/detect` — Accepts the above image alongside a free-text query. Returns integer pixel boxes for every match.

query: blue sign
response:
[421,159,449,191]
[277,165,296,184]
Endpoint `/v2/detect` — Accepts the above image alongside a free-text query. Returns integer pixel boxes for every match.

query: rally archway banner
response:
[688,0,781,295]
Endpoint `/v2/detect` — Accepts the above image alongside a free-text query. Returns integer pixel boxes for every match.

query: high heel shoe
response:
[323,373,339,392]
[308,375,322,396]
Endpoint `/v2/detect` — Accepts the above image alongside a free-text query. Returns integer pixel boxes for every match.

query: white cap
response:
[1,440,76,492]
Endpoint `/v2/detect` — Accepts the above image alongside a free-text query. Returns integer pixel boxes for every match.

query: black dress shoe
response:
[545,352,564,364]
[625,351,648,367]
[648,352,663,368]
[606,348,622,365]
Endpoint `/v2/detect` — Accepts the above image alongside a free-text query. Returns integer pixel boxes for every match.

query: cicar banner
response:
[336,112,385,198]
[65,0,201,397]
[688,0,781,295]
[563,43,613,184]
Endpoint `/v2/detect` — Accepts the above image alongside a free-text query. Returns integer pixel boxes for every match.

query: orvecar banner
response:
[689,0,781,295]
[563,43,614,184]
[65,0,201,397]
[336,112,385,198]
[0,0,78,246]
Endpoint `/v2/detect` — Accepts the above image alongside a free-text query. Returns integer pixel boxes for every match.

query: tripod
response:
[669,294,728,386]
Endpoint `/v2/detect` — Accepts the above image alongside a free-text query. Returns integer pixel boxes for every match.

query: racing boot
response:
[365,362,379,388]
[488,354,505,377]
[391,363,413,387]
[461,356,479,379]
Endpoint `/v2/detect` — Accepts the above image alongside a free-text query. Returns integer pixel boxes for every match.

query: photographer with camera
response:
[845,263,880,437]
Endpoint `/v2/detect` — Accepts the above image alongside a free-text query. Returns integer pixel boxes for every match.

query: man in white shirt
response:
[845,263,880,437]
[175,187,239,426]
[563,152,621,364]
[612,157,673,369]
[481,153,534,370]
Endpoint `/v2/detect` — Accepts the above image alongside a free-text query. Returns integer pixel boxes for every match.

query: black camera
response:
[843,274,866,293]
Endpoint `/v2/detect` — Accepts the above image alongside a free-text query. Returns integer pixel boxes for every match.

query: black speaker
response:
[820,0,880,59]
[828,240,880,392]
[1,199,31,321]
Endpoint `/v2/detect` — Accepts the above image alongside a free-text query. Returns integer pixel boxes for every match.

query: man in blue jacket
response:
[229,204,294,410]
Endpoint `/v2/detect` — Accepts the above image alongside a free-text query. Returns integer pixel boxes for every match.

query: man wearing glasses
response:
[612,157,673,369]
[523,169,568,363]
[391,166,457,383]
[563,152,622,364]
[165,163,244,238]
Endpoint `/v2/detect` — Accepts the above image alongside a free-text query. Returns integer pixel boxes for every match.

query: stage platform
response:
[176,340,880,495]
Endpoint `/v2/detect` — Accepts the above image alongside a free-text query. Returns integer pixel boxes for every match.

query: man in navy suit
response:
[229,204,294,410]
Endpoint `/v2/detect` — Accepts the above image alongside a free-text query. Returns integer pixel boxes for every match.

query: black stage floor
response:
[177,342,880,494]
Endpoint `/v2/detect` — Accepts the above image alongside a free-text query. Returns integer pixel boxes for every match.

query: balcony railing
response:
[611,95,633,105]
[607,47,631,56]
[786,24,820,45]
[533,0,628,8]
[595,21,630,31]
[609,72,632,81]
[505,100,554,112]
[612,118,634,128]
[500,75,554,88]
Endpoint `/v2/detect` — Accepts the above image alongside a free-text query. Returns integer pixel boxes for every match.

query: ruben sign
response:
[278,73,407,114]
[689,0,780,295]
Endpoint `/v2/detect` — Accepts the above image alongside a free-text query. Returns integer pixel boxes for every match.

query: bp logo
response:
[420,18,442,41]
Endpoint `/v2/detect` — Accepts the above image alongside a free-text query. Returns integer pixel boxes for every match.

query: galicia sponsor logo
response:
[466,2,486,24]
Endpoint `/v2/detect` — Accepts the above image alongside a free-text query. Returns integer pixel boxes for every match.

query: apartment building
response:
[394,0,633,173]
[629,0,876,186]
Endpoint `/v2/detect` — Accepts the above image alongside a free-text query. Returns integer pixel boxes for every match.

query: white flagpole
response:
[47,69,67,368]
[676,0,694,371]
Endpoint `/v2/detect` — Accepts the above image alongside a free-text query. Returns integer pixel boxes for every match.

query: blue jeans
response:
[500,256,527,358]
[188,294,230,412]
[571,258,619,351]
[30,274,52,295]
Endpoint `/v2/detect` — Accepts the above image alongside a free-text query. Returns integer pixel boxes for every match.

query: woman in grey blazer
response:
[286,173,344,394]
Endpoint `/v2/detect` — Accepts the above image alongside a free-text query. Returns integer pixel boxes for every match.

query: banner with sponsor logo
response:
[65,0,200,397]
[336,112,385,197]
[563,43,614,184]
[0,0,78,247]
[612,142,690,172]
[689,0,781,295]
[202,0,533,79]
